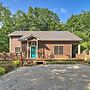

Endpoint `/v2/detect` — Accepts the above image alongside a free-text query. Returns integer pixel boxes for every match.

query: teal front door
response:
[31,46,36,58]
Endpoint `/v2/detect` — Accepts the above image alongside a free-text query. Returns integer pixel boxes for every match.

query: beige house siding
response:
[10,36,21,53]
[38,41,78,59]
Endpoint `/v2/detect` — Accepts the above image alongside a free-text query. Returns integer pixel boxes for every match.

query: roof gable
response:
[19,34,38,41]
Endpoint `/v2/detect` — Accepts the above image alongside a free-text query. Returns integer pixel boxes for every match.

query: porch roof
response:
[8,31,82,41]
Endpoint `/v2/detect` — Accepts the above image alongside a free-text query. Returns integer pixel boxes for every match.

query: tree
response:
[65,11,90,41]
[0,3,14,52]
[27,7,63,31]
[65,11,90,51]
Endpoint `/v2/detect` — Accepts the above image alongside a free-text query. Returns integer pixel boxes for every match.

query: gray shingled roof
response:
[8,31,82,41]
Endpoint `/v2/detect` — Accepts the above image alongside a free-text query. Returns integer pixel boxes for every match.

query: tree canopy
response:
[65,11,90,51]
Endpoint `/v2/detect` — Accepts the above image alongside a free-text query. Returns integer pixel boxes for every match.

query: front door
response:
[31,46,36,58]
[72,45,78,58]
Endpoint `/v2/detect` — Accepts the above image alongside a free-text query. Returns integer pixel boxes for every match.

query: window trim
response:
[53,45,64,55]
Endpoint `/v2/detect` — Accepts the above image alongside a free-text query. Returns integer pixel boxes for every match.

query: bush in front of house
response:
[83,59,90,64]
[0,67,6,75]
[3,64,14,73]
[0,60,21,76]
[46,61,77,64]
[0,61,14,73]
[12,60,20,67]
[88,61,90,64]
[0,60,20,74]
[86,59,90,64]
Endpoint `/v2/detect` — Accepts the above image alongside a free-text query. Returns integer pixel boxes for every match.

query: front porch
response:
[21,41,81,60]
[21,40,39,59]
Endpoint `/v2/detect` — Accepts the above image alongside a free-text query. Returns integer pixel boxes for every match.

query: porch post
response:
[78,44,80,54]
[70,44,72,58]
[20,41,22,52]
[37,40,38,59]
[27,40,28,59]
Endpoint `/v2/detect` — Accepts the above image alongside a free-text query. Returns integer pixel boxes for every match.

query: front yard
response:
[0,59,90,76]
[0,64,90,90]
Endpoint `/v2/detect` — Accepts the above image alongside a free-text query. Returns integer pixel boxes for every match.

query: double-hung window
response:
[54,46,63,55]
[15,47,20,53]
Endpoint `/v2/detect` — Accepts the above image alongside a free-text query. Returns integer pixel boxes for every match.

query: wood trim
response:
[78,44,80,54]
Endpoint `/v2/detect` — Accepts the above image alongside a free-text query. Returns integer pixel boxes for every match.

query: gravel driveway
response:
[0,64,90,90]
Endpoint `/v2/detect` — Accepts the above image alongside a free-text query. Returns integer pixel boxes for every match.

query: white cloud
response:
[60,8,67,13]
[52,8,67,14]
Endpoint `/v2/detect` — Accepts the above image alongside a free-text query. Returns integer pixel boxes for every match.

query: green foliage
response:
[0,60,20,75]
[12,60,20,67]
[0,67,6,75]
[0,3,14,52]
[65,11,90,51]
[3,64,14,73]
[0,60,11,66]
[81,42,90,51]
[87,61,90,64]
[0,61,14,73]
[65,11,90,40]
[84,59,90,64]
[46,61,76,64]
[46,59,84,64]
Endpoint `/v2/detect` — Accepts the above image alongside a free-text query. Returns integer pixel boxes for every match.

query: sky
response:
[0,0,90,22]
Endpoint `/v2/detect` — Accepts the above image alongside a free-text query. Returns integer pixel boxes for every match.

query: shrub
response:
[46,61,76,64]
[88,61,90,64]
[0,61,15,73]
[33,61,37,65]
[87,59,90,64]
[12,60,20,67]
[0,61,12,66]
[3,64,14,73]
[0,67,6,75]
[3,52,8,60]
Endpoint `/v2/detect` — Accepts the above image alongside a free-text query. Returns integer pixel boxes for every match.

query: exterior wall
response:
[10,35,79,59]
[10,36,21,53]
[38,41,79,59]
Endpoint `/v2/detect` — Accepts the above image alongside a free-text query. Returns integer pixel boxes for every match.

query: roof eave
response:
[8,34,23,37]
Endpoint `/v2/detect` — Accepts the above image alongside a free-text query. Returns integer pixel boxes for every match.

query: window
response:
[15,47,20,53]
[54,46,63,55]
[31,41,36,46]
